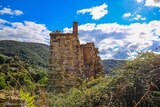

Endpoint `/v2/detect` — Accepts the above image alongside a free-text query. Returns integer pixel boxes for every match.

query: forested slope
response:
[0,40,49,67]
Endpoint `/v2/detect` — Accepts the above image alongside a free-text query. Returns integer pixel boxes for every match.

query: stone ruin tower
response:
[48,22,103,93]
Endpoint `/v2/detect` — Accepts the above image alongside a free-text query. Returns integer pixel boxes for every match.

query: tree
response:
[0,55,6,64]
[0,76,7,89]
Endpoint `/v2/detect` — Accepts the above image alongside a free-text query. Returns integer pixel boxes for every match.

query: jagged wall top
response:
[50,22,78,36]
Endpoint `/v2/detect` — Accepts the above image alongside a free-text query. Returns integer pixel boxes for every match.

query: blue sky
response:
[0,0,160,59]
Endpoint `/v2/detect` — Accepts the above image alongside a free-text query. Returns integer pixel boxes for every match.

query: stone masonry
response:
[48,22,103,93]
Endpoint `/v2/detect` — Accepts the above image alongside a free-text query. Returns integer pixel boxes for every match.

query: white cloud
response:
[0,18,9,24]
[122,9,146,21]
[0,7,23,16]
[136,0,143,3]
[131,14,146,20]
[145,0,160,7]
[77,3,108,20]
[14,10,23,16]
[123,12,131,18]
[0,19,50,44]
[64,20,160,59]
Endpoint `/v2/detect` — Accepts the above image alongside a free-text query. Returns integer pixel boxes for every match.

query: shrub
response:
[0,55,6,64]
[0,76,7,89]
[20,90,36,107]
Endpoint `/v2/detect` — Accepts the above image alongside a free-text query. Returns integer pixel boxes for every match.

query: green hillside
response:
[102,59,126,74]
[0,40,49,68]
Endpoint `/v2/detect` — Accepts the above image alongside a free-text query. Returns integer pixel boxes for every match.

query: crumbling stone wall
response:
[82,43,102,79]
[48,22,103,93]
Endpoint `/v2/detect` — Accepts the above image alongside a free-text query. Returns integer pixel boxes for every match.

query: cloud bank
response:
[0,18,50,44]
[64,21,160,59]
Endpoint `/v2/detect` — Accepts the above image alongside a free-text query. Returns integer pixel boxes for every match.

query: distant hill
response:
[0,40,49,67]
[0,40,125,72]
[101,59,126,74]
